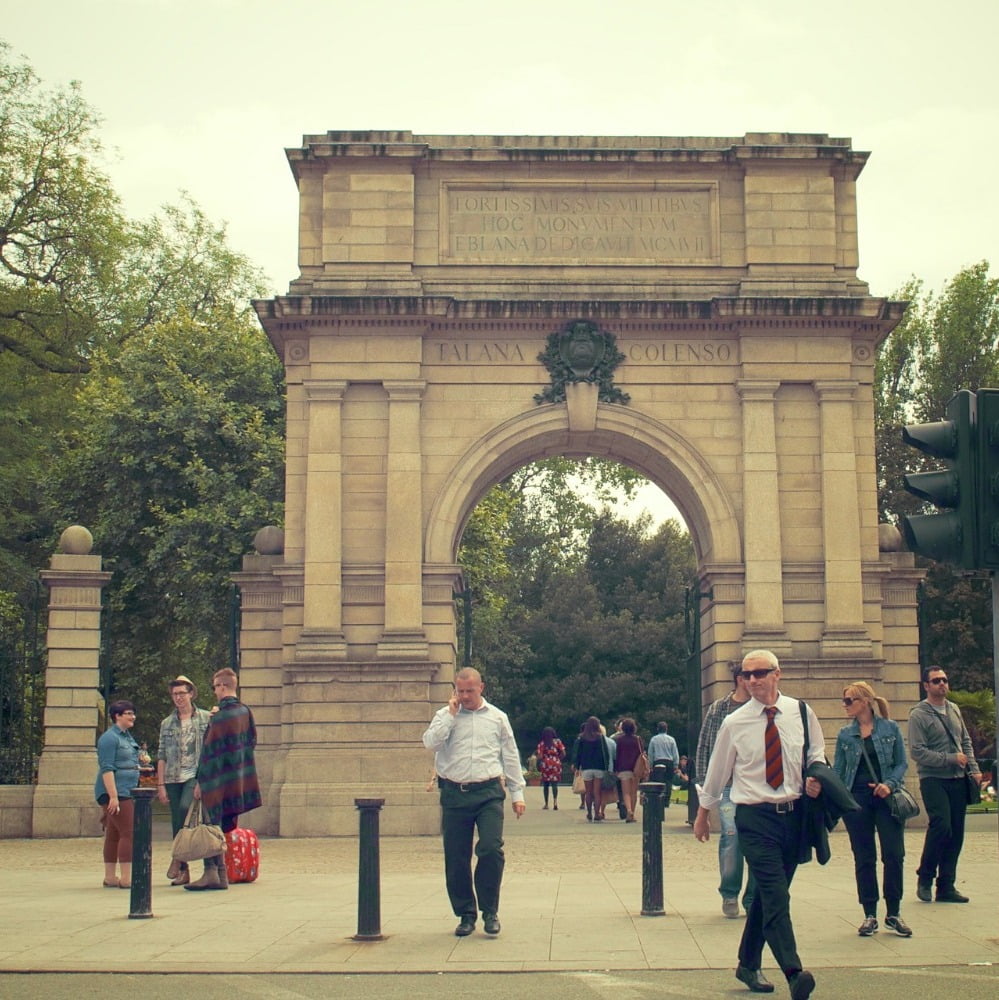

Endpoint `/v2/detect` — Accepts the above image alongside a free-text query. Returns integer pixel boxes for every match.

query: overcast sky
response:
[5,0,998,525]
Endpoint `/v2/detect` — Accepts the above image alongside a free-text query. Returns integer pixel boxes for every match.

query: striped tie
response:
[764,706,784,789]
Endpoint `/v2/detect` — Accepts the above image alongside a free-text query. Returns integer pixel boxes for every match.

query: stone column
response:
[231,526,285,835]
[816,380,871,658]
[377,380,428,659]
[736,380,789,654]
[33,526,112,837]
[296,379,348,662]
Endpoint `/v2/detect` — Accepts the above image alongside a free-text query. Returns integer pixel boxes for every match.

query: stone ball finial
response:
[253,525,285,555]
[878,523,904,552]
[59,525,94,555]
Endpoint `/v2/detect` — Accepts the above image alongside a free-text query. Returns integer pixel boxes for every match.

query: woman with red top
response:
[535,727,566,810]
[614,718,644,822]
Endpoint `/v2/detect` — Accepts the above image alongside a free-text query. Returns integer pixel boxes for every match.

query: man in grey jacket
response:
[908,665,981,903]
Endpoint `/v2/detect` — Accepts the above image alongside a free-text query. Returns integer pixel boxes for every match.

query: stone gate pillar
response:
[231,526,285,836]
[33,526,112,837]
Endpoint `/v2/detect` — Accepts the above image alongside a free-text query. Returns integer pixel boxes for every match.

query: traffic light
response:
[975,388,999,569]
[900,389,977,568]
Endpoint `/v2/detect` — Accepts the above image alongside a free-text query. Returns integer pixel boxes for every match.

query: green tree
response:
[1,43,272,618]
[0,42,126,374]
[949,688,995,767]
[47,314,285,740]
[460,475,697,756]
[876,262,999,694]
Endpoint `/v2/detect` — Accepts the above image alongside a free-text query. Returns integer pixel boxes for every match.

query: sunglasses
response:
[739,668,775,680]
[842,697,860,706]
[927,677,949,685]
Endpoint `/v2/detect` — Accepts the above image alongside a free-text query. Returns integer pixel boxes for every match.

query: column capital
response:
[304,379,348,402]
[813,379,858,402]
[383,379,426,401]
[735,379,780,402]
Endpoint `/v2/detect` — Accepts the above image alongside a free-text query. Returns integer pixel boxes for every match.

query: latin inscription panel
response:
[441,183,718,265]
[426,340,738,365]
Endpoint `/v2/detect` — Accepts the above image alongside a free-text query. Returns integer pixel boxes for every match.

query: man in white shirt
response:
[693,650,824,1000]
[423,667,525,937]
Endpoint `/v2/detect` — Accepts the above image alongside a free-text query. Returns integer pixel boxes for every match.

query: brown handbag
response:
[171,799,226,862]
[634,752,650,783]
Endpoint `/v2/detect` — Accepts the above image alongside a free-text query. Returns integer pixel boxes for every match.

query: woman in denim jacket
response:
[833,681,911,939]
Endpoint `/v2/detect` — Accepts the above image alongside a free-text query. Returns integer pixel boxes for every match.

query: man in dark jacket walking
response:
[908,665,981,903]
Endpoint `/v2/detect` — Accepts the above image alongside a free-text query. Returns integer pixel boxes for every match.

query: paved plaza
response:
[1,787,996,975]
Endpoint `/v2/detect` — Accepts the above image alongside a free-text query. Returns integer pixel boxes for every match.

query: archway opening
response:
[453,455,699,768]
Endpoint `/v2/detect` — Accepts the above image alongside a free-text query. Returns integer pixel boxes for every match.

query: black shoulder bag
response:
[857,734,919,822]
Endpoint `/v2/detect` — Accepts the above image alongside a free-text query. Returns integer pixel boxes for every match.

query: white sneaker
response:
[722,897,739,918]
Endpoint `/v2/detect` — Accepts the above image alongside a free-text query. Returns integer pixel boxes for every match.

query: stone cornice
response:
[287,131,868,177]
[254,295,907,354]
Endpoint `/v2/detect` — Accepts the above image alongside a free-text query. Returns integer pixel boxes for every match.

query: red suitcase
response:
[224,826,260,883]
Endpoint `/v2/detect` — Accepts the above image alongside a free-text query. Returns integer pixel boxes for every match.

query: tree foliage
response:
[0,48,286,738]
[46,315,285,738]
[458,464,697,758]
[0,41,123,374]
[876,262,999,694]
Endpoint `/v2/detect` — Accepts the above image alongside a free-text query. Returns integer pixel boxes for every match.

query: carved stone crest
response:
[535,320,629,405]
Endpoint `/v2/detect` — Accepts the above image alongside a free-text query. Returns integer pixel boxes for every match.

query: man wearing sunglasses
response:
[693,650,824,1000]
[908,666,981,903]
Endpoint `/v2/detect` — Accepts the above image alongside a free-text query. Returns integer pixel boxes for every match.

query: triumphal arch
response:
[244,132,919,836]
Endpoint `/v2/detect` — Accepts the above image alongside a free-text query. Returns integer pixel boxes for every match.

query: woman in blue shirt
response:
[833,682,911,939]
[94,700,140,888]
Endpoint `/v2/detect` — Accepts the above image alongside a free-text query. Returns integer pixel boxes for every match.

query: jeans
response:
[719,787,756,905]
[917,776,967,890]
[165,777,197,838]
[842,785,905,912]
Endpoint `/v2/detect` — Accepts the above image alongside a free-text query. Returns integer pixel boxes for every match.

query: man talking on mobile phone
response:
[422,667,525,937]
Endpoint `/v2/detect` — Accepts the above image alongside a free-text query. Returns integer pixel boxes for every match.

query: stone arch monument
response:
[245,132,920,836]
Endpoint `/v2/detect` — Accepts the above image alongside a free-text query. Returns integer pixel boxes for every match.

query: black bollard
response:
[128,787,157,919]
[639,781,666,916]
[353,798,385,941]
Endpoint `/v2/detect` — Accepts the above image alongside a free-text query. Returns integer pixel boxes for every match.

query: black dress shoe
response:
[454,916,476,937]
[482,912,501,935]
[789,970,815,1000]
[916,881,932,902]
[735,965,774,993]
[935,888,969,903]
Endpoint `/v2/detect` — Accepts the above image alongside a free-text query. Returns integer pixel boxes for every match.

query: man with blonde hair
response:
[694,650,824,999]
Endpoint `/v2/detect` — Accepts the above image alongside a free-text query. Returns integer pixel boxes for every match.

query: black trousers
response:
[735,803,804,979]
[842,786,905,912]
[439,781,506,918]
[917,776,967,890]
